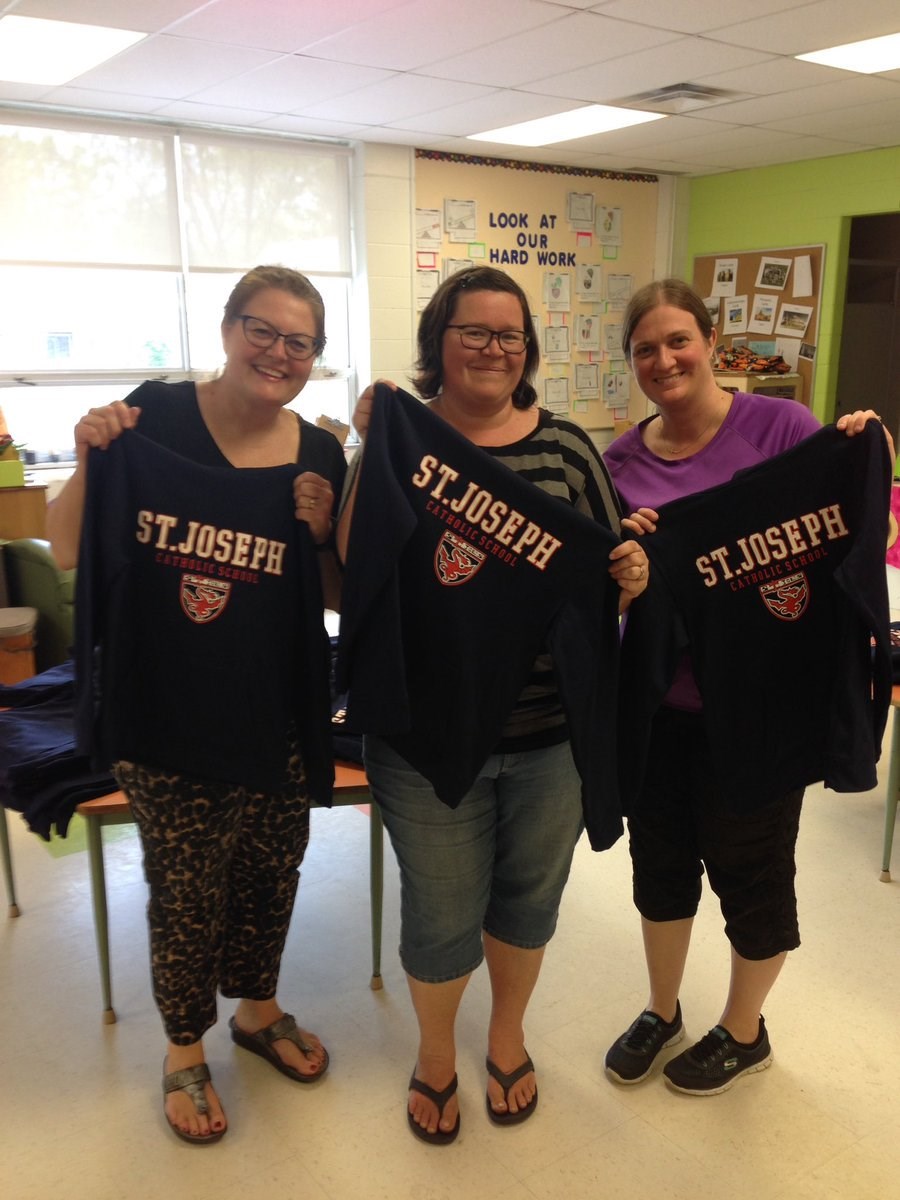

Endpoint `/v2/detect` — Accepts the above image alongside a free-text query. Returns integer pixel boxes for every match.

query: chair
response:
[76,761,384,1023]
[0,538,75,673]
[880,685,900,881]
[0,540,70,912]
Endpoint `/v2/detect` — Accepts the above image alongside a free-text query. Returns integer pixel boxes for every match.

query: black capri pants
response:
[627,705,804,961]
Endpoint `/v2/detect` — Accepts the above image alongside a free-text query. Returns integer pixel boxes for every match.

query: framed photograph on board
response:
[722,295,748,335]
[775,303,813,339]
[711,258,738,296]
[755,257,792,290]
[748,293,777,335]
[704,296,721,325]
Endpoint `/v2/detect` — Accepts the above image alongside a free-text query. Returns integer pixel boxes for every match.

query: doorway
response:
[834,212,900,450]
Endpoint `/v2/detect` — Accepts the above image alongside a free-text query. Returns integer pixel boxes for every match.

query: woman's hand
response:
[620,507,659,537]
[836,409,896,463]
[74,400,141,466]
[48,399,141,569]
[608,538,649,606]
[352,378,398,440]
[293,472,335,545]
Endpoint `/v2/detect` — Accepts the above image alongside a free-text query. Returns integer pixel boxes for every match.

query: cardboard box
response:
[316,414,351,446]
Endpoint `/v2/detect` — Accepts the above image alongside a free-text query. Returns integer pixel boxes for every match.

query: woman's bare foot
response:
[486,1037,537,1118]
[409,1052,459,1136]
[164,1041,227,1139]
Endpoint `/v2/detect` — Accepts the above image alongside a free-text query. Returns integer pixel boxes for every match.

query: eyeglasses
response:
[237,314,325,361]
[445,324,530,353]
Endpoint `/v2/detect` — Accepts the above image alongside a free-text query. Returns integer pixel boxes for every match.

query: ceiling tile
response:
[300,0,564,72]
[690,76,900,127]
[0,80,56,104]
[709,135,878,168]
[168,0,410,53]
[295,74,495,126]
[189,55,394,112]
[39,85,175,114]
[386,90,580,136]
[149,99,283,127]
[597,0,805,37]
[762,96,900,139]
[713,0,900,55]
[533,0,599,9]
[530,36,774,103]
[70,34,280,98]
[420,11,679,88]
[692,56,853,95]
[14,0,207,31]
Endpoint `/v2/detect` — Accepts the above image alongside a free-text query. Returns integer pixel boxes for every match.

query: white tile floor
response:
[1,750,898,1200]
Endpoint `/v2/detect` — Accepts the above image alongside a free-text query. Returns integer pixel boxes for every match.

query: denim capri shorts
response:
[364,735,585,983]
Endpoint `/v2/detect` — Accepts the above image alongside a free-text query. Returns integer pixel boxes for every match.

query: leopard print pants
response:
[114,747,309,1045]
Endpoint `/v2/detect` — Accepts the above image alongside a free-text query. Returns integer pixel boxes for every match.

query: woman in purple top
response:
[602,278,889,1096]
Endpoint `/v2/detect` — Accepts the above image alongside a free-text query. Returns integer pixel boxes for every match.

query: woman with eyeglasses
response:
[47,265,345,1144]
[339,267,648,1144]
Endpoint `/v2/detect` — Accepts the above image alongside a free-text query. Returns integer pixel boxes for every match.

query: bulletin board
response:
[692,245,824,408]
[414,150,660,433]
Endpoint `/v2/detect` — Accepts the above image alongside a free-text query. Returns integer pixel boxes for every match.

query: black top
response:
[126,379,347,488]
[74,379,346,798]
[619,421,892,811]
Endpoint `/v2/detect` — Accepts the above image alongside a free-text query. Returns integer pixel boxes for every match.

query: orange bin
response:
[0,606,37,685]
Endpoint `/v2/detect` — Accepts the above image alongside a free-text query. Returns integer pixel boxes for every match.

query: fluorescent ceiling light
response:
[468,104,665,147]
[796,31,900,73]
[0,15,146,86]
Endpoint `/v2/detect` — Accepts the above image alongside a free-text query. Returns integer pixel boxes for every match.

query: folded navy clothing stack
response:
[0,662,117,840]
[0,660,77,708]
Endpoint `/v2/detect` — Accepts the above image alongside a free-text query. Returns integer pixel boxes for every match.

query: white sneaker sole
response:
[605,1026,685,1085]
[664,1050,773,1096]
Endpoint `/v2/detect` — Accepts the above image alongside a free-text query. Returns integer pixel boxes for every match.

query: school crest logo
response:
[759,572,809,621]
[435,531,485,586]
[180,574,232,623]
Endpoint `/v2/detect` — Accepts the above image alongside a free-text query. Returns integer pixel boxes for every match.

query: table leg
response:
[369,802,384,990]
[881,710,900,882]
[0,805,20,917]
[84,815,117,1022]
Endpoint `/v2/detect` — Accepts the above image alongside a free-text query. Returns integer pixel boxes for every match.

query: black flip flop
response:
[407,1071,460,1145]
[485,1055,538,1125]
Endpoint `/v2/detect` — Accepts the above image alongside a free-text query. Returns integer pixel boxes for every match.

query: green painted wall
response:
[687,146,900,421]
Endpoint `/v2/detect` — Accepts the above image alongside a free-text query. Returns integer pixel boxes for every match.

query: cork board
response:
[692,245,824,408]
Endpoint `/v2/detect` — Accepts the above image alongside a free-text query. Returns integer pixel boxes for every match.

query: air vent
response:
[618,83,745,114]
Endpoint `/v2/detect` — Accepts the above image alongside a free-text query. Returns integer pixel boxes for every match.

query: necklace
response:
[654,392,731,458]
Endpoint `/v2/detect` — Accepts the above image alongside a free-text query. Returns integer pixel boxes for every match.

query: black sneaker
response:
[605,1001,684,1084]
[663,1016,772,1096]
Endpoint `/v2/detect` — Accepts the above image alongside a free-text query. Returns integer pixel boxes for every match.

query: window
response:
[0,115,356,458]
[46,333,73,361]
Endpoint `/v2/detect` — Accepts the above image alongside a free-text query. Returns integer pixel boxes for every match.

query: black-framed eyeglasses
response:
[445,324,529,353]
[237,314,325,361]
